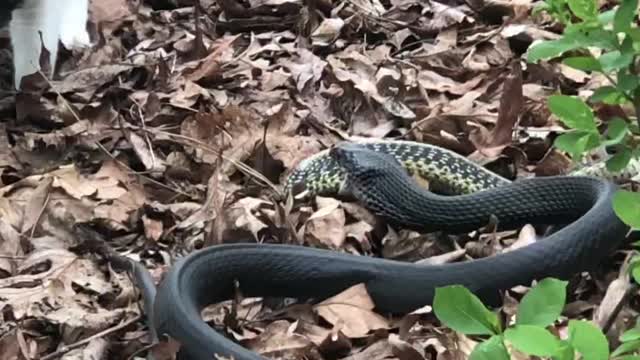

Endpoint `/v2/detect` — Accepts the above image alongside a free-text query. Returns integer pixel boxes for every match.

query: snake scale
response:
[120,139,629,360]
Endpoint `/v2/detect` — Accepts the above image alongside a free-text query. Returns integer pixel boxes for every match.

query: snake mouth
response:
[328,142,354,164]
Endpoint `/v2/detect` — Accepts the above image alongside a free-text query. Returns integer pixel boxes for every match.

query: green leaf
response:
[631,263,640,285]
[528,38,583,63]
[505,325,562,357]
[555,131,600,159]
[621,327,640,342]
[567,0,597,20]
[553,340,576,360]
[605,117,630,144]
[528,27,619,63]
[613,190,640,229]
[598,8,617,24]
[568,320,610,360]
[563,56,602,71]
[548,95,597,131]
[612,339,640,357]
[532,2,552,16]
[590,86,627,104]
[607,148,632,172]
[614,0,639,33]
[470,335,510,360]
[617,70,640,93]
[433,285,501,335]
[600,50,634,72]
[616,355,640,360]
[517,278,567,327]
[565,25,620,50]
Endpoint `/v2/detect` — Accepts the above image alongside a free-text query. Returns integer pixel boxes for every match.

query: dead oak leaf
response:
[315,284,390,338]
[185,35,239,84]
[0,249,111,320]
[417,70,483,95]
[278,48,327,92]
[304,197,346,249]
[0,219,21,278]
[327,51,381,102]
[182,105,323,176]
[45,306,128,343]
[225,197,270,241]
[243,320,317,359]
[389,333,426,360]
[169,80,212,109]
[142,215,164,242]
[469,62,523,158]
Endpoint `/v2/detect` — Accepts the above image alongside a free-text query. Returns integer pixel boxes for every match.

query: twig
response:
[142,128,282,197]
[602,282,639,334]
[40,315,141,360]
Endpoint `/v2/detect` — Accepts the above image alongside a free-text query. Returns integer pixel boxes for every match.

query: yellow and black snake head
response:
[330,142,408,180]
[330,142,415,216]
[285,139,509,200]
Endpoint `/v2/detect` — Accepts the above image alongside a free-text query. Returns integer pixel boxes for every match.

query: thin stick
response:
[40,315,141,360]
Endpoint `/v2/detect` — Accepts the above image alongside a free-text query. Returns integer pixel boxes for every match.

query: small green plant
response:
[433,278,640,359]
[432,2,640,358]
[527,0,640,229]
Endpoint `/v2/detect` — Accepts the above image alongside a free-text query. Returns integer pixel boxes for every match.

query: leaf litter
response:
[0,0,639,359]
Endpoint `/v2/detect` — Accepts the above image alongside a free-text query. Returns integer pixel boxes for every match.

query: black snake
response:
[110,140,629,359]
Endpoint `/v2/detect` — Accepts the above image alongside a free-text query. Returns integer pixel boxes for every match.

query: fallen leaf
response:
[315,284,390,338]
[304,197,347,249]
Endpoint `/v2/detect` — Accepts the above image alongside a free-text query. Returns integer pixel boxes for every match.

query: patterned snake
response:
[122,140,629,359]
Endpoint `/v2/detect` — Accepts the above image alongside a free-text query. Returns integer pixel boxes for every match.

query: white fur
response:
[9,0,90,88]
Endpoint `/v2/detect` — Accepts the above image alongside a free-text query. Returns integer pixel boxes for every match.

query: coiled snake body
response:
[135,140,628,359]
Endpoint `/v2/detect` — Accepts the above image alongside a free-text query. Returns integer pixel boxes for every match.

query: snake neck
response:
[349,171,608,234]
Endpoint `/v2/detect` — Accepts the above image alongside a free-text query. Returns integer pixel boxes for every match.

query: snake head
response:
[329,142,411,208]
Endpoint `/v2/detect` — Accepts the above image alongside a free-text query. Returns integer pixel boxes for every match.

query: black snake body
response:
[130,141,628,359]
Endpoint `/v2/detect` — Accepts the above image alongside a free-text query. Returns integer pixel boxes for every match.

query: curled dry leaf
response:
[594,277,633,331]
[314,284,390,338]
[243,320,318,359]
[0,329,21,360]
[388,333,426,360]
[504,224,538,252]
[344,220,373,248]
[142,214,164,242]
[225,197,271,241]
[343,339,394,360]
[469,62,523,159]
[304,197,347,249]
[0,219,22,277]
[0,249,112,321]
[311,18,344,47]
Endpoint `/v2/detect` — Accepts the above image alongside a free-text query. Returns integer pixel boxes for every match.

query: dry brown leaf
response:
[311,18,344,47]
[315,284,390,338]
[417,70,483,95]
[0,249,112,320]
[21,176,52,234]
[0,220,22,277]
[388,333,425,360]
[142,214,164,242]
[304,197,346,249]
[469,62,523,158]
[243,320,318,359]
[344,221,373,247]
[185,36,239,83]
[594,277,633,330]
[89,0,134,33]
[0,330,21,360]
[225,197,270,241]
[502,224,538,252]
